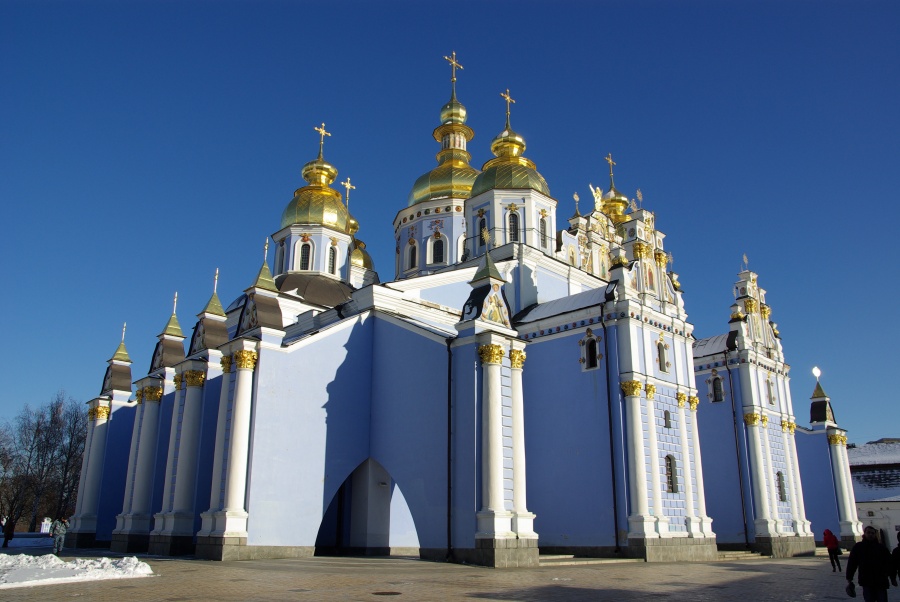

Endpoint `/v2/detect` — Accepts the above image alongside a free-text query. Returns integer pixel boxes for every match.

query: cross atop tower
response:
[605,153,616,188]
[500,89,515,125]
[444,51,463,83]
[314,122,331,158]
[341,177,356,210]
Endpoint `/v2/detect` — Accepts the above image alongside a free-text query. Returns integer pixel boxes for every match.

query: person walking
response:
[847,525,898,601]
[2,518,14,548]
[49,517,68,555]
[825,528,843,572]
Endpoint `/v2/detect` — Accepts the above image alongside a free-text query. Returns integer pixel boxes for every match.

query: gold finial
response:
[636,188,643,206]
[573,192,580,215]
[742,253,749,271]
[500,89,515,127]
[341,177,356,210]
[121,322,127,342]
[629,198,638,212]
[481,226,491,248]
[314,122,331,159]
[605,153,616,188]
[214,268,219,294]
[666,252,674,266]
[444,51,463,87]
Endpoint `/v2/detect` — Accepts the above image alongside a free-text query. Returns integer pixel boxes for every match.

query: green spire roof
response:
[811,381,828,399]
[111,340,131,363]
[250,262,278,293]
[201,291,226,317]
[471,251,505,284]
[161,313,184,338]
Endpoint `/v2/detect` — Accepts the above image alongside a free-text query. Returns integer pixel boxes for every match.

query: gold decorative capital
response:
[760,305,771,319]
[688,396,700,411]
[788,421,796,434]
[676,392,687,408]
[233,350,258,370]
[645,383,657,400]
[781,419,790,432]
[744,412,761,426]
[135,389,144,405]
[632,242,651,260]
[220,355,232,374]
[744,298,758,314]
[91,406,110,421]
[173,373,183,390]
[761,415,769,427]
[478,344,505,365]
[654,250,667,267]
[509,349,527,369]
[87,407,95,420]
[610,254,629,269]
[828,434,848,446]
[621,380,643,397]
[184,370,207,388]
[144,386,163,402]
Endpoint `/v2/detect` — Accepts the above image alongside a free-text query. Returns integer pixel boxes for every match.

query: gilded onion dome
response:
[599,153,629,224]
[407,56,480,206]
[281,127,350,232]
[349,238,374,269]
[470,95,550,198]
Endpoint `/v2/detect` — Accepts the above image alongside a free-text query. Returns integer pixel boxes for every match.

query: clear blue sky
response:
[1,1,897,444]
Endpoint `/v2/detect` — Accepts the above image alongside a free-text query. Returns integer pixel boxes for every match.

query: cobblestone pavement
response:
[2,549,858,601]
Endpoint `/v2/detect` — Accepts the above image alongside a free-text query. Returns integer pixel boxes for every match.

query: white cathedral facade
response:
[67,57,862,566]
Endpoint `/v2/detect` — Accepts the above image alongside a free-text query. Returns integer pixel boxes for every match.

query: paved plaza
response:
[0,546,859,601]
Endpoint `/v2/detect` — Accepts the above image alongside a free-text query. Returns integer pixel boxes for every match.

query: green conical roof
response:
[161,313,184,338]
[250,262,278,293]
[110,341,131,363]
[811,381,828,399]
[471,251,505,284]
[201,291,226,317]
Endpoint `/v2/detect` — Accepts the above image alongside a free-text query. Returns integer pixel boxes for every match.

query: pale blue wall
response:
[795,427,841,541]
[96,403,135,541]
[149,391,175,531]
[192,374,222,534]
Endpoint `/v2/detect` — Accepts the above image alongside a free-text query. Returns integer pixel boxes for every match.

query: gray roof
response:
[693,332,736,358]
[515,285,612,324]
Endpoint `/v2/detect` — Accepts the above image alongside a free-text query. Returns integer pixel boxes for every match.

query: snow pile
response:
[849,442,900,466]
[0,553,153,589]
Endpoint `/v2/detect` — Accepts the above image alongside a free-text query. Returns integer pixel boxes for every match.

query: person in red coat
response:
[825,529,842,572]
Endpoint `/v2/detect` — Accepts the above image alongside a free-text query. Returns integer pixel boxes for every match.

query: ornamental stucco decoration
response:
[828,434,848,446]
[654,250,667,267]
[744,298,758,314]
[233,350,258,370]
[93,406,110,421]
[688,396,700,411]
[144,386,163,402]
[620,380,643,397]
[645,384,657,399]
[173,374,183,390]
[676,392,687,408]
[478,344,505,365]
[509,349,527,369]
[220,355,232,374]
[135,388,144,405]
[744,412,761,426]
[184,370,207,388]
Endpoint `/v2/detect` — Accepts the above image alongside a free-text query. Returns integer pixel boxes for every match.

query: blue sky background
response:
[1,1,897,444]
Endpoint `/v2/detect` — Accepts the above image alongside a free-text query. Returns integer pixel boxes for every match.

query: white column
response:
[113,392,143,534]
[509,346,536,539]
[475,342,513,539]
[122,384,163,534]
[760,415,781,532]
[167,369,206,534]
[153,373,185,534]
[745,413,776,536]
[70,407,97,532]
[783,420,811,536]
[214,349,257,537]
[676,394,698,535]
[623,381,657,538]
[199,357,233,536]
[644,385,664,534]
[688,396,714,535]
[838,442,863,532]
[75,401,111,532]
[829,432,862,539]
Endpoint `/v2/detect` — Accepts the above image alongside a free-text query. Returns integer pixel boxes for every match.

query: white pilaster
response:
[509,344,536,539]
[152,372,185,534]
[676,395,699,536]
[784,421,812,536]
[74,399,111,532]
[745,413,776,536]
[623,380,657,538]
[688,396,714,535]
[120,382,163,534]
[760,416,781,532]
[198,356,233,537]
[644,386,664,533]
[165,368,207,535]
[70,406,97,532]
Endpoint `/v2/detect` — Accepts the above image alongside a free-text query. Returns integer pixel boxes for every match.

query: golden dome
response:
[440,96,467,124]
[280,155,350,232]
[349,239,374,269]
[601,185,629,224]
[471,124,549,198]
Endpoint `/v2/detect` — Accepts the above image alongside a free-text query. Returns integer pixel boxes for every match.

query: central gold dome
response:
[280,155,350,232]
[470,124,549,198]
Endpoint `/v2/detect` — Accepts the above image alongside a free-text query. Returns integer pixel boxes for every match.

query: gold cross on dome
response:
[444,51,463,82]
[314,122,331,156]
[605,153,616,176]
[341,177,356,209]
[500,89,515,121]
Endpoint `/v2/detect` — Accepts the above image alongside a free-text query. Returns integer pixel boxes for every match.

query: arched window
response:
[328,246,337,275]
[767,379,776,405]
[540,217,548,249]
[432,237,445,264]
[776,471,787,502]
[508,212,520,242]
[299,242,312,271]
[586,339,598,369]
[457,235,466,262]
[664,410,672,429]
[665,455,678,493]
[478,218,486,248]
[408,243,417,270]
[712,377,724,402]
[658,341,668,373]
[568,247,576,266]
[275,241,285,274]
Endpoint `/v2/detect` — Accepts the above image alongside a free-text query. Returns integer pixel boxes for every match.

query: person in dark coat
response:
[2,519,14,548]
[893,532,900,588]
[847,525,898,602]
[825,528,842,572]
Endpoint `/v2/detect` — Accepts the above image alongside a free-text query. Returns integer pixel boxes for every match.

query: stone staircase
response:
[716,549,768,561]
[539,554,644,567]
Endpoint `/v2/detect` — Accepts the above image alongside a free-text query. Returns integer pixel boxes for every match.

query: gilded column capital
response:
[184,370,207,388]
[632,242,651,260]
[509,349,527,369]
[788,421,796,434]
[610,255,630,269]
[620,380,643,397]
[688,396,700,411]
[87,407,96,420]
[220,355,232,374]
[92,406,110,421]
[233,350,259,370]
[828,434,848,446]
[744,298,758,314]
[478,344,505,365]
[760,415,769,427]
[135,388,144,405]
[143,386,163,402]
[645,384,657,400]
[654,250,668,267]
[676,392,687,408]
[744,412,761,426]
[173,374,183,390]
[760,305,771,319]
[780,419,790,432]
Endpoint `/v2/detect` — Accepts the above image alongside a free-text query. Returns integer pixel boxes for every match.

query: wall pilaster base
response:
[148,533,195,556]
[451,537,539,568]
[65,531,100,549]
[626,536,719,562]
[194,536,315,561]
[753,535,816,557]
[110,532,149,554]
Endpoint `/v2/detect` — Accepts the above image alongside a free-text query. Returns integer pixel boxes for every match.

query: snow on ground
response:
[0,552,153,589]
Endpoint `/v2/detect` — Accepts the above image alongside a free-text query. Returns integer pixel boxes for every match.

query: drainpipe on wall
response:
[600,309,621,553]
[445,337,454,562]
[724,350,751,548]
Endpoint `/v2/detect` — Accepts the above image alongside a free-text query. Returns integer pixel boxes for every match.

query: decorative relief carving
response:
[135,389,144,405]
[645,384,657,399]
[632,242,651,260]
[676,392,687,407]
[173,374,183,390]
[828,434,848,446]
[788,421,796,434]
[507,202,519,212]
[610,255,629,268]
[760,305,771,319]
[781,419,790,432]
[509,349,527,369]
[478,344,505,365]
[144,386,163,402]
[184,370,207,388]
[744,412,761,426]
[654,250,667,267]
[87,407,96,420]
[620,380,643,397]
[688,396,700,411]
[744,298,758,314]
[220,355,232,374]
[233,350,258,370]
[96,406,110,420]
[761,415,769,427]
